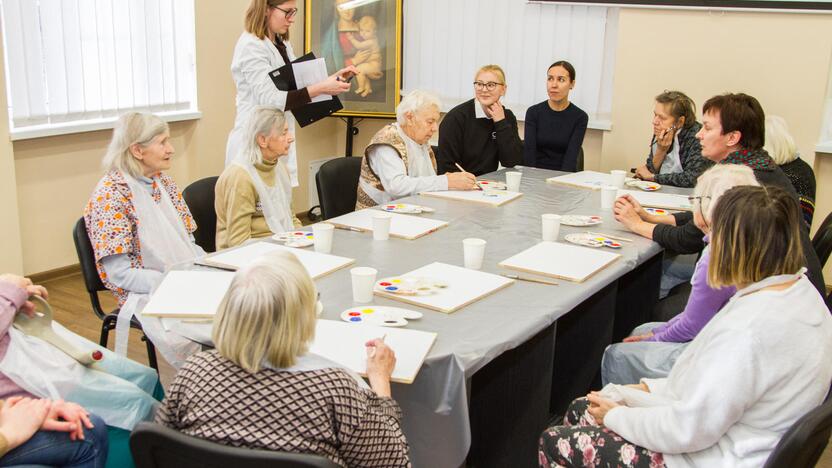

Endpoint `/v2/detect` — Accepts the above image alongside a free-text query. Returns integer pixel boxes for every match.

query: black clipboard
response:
[269,52,343,128]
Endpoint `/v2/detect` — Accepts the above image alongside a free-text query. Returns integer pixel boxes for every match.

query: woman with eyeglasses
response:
[226,0,358,183]
[632,91,713,188]
[523,60,588,172]
[436,65,523,176]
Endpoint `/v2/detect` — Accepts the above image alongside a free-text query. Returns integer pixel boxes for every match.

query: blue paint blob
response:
[350,317,362,322]
[385,286,398,291]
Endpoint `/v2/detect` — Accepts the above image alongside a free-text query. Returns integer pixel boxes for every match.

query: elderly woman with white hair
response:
[84,112,204,365]
[602,165,759,386]
[765,115,816,226]
[157,251,411,466]
[356,90,477,210]
[215,106,301,250]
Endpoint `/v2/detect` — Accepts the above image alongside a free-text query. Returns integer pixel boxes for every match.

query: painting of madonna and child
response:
[305,0,402,117]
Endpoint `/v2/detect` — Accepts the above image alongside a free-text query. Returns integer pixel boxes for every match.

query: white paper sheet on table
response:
[199,241,354,278]
[546,170,627,190]
[142,271,234,318]
[374,262,514,313]
[499,241,620,283]
[309,319,436,384]
[293,58,332,103]
[419,189,522,206]
[327,208,448,240]
[618,189,692,211]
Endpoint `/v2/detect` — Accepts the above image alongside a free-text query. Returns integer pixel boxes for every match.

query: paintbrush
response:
[586,231,634,242]
[454,162,482,190]
[502,273,558,286]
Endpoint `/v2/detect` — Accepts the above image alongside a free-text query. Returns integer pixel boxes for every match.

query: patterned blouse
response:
[83,170,196,305]
[156,350,411,467]
[645,122,714,188]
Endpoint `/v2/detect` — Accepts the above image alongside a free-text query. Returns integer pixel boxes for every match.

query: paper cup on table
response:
[463,238,487,270]
[505,171,522,192]
[350,267,377,303]
[372,212,392,240]
[601,185,619,210]
[610,170,626,188]
[541,214,562,242]
[312,223,334,253]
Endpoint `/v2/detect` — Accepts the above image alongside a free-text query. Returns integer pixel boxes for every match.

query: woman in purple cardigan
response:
[602,165,759,385]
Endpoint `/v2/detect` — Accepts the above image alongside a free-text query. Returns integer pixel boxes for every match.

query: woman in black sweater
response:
[436,65,523,176]
[765,115,816,226]
[523,61,588,172]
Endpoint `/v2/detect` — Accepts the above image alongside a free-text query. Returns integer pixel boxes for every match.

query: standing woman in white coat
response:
[227,0,357,185]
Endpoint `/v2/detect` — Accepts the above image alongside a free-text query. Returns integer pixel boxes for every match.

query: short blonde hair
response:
[245,0,290,41]
[708,185,804,289]
[764,115,799,165]
[693,164,758,222]
[212,251,317,372]
[239,106,287,165]
[102,112,169,179]
[396,89,441,126]
[475,64,506,85]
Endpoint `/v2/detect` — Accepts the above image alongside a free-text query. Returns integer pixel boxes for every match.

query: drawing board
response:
[618,189,692,211]
[499,241,621,283]
[199,241,354,279]
[327,208,448,239]
[419,189,522,206]
[141,271,234,318]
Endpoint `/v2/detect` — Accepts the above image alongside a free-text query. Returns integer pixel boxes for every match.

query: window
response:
[1,0,199,140]
[402,0,618,129]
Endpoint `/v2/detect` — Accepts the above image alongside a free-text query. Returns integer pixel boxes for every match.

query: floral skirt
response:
[538,398,665,468]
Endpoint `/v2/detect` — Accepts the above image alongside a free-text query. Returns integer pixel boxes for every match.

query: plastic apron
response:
[657,133,683,175]
[113,174,203,369]
[234,158,294,234]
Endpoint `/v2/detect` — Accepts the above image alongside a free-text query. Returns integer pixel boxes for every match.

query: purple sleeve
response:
[0,281,27,339]
[647,252,736,343]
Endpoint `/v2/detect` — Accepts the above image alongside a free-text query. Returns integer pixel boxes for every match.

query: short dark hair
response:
[655,90,697,129]
[702,93,765,150]
[548,60,576,82]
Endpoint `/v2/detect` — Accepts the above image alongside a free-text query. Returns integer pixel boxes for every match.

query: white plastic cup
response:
[610,170,626,188]
[541,214,562,242]
[372,212,392,240]
[350,267,377,303]
[463,238,487,270]
[312,223,335,253]
[505,171,522,192]
[601,185,619,210]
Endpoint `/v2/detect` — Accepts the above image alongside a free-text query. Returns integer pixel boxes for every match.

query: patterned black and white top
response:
[645,121,714,188]
[156,350,411,467]
[779,156,816,227]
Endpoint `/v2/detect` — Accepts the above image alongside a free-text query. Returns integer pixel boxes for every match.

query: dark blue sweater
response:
[523,101,588,172]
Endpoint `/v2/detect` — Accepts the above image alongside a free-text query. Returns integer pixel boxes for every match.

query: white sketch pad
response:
[309,319,437,384]
[546,170,621,190]
[142,271,234,318]
[200,241,355,279]
[499,241,621,283]
[327,209,448,240]
[618,189,692,211]
[373,262,514,314]
[419,189,522,207]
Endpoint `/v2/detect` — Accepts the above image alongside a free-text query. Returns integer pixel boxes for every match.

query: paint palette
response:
[564,233,623,249]
[626,180,662,191]
[644,207,670,216]
[560,215,603,227]
[375,277,449,296]
[476,180,507,190]
[340,306,423,327]
[380,203,436,214]
[272,231,314,248]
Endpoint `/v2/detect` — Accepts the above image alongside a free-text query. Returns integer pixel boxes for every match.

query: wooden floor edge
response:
[29,264,81,283]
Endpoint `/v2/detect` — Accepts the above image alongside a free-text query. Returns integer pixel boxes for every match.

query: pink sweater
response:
[0,281,34,399]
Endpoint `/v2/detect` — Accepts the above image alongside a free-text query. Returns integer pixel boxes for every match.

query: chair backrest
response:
[72,217,110,320]
[130,422,341,468]
[315,157,363,220]
[812,210,832,268]
[182,176,219,253]
[763,391,832,468]
[576,147,584,172]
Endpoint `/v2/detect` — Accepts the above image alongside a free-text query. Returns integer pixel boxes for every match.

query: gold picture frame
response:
[305,0,402,118]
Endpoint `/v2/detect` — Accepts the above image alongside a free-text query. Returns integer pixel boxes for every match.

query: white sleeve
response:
[604,330,759,454]
[236,40,287,111]
[368,146,448,198]
[101,254,164,294]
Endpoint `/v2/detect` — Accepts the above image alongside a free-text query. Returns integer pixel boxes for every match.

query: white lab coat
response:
[226,32,299,187]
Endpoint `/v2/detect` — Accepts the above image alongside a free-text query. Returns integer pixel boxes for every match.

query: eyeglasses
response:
[272,5,298,19]
[473,81,503,91]
[687,195,712,205]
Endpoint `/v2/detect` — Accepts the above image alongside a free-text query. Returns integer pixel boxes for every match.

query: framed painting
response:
[305,0,402,118]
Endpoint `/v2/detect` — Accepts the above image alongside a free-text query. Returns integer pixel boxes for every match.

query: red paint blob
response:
[92,350,103,361]
[379,282,392,286]
[348,312,361,316]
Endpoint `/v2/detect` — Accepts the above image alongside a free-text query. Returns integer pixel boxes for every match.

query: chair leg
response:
[99,316,117,348]
[142,335,159,372]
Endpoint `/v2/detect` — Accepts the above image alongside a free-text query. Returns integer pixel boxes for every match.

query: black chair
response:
[315,157,363,220]
[812,211,832,268]
[576,147,584,172]
[182,176,219,253]
[130,422,340,468]
[72,218,158,371]
[763,390,832,467]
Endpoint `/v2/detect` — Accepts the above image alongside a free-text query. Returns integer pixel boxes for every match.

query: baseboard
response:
[29,264,81,283]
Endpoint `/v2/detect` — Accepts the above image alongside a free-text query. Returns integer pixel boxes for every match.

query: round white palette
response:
[380,203,435,214]
[560,215,603,227]
[625,180,662,191]
[476,180,507,190]
[644,207,670,216]
[340,306,423,327]
[272,231,314,248]
[375,277,448,296]
[565,233,622,249]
